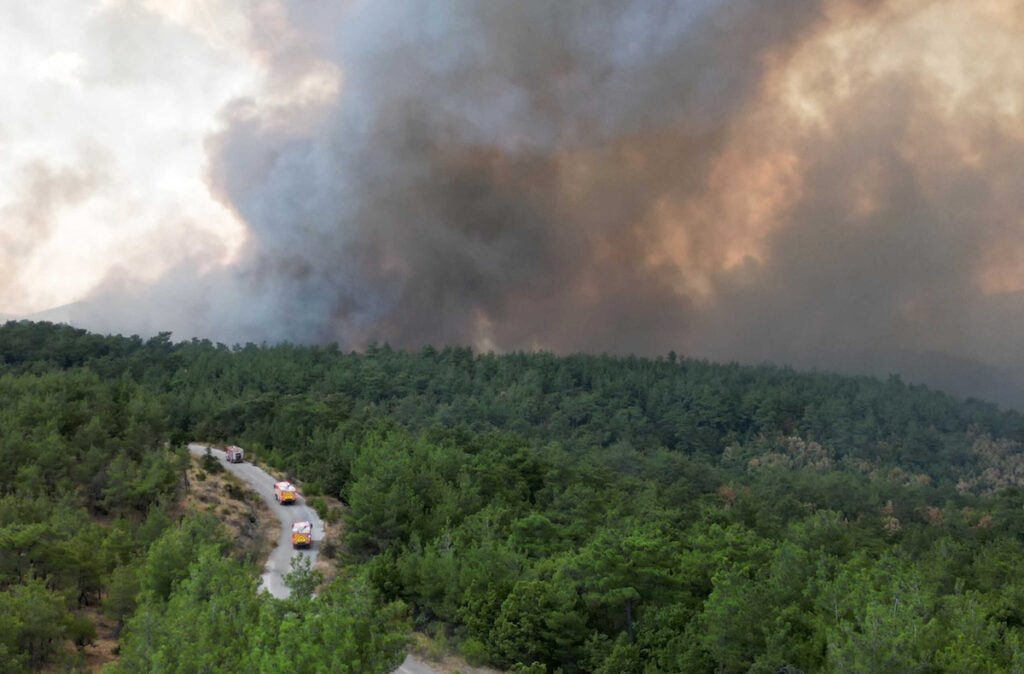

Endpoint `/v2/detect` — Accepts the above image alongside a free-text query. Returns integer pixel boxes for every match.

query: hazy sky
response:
[0,1,265,313]
[3,0,1024,406]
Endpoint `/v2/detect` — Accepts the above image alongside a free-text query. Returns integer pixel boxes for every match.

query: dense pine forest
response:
[4,320,1024,672]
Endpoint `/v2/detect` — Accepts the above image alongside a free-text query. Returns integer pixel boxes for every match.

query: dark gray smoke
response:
[59,0,1024,408]
[203,0,850,346]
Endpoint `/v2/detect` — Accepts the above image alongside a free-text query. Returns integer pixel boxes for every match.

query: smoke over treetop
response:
[37,0,1024,406]
[203,0,845,345]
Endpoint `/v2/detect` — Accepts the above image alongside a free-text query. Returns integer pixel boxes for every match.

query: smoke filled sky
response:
[3,0,1024,406]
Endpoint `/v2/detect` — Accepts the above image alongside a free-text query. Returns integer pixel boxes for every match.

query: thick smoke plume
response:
[61,0,1024,407]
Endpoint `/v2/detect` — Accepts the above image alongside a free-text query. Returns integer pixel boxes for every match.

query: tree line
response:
[3,320,1024,671]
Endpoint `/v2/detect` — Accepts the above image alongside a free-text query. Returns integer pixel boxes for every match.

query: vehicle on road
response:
[225,445,245,463]
[291,521,312,548]
[274,481,297,504]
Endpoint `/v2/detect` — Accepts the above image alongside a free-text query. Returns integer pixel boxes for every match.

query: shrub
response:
[459,637,490,666]
[67,614,97,652]
[308,496,328,520]
[201,454,224,475]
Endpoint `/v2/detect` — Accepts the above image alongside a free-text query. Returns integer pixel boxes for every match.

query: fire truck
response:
[291,521,312,548]
[225,445,244,463]
[274,481,297,504]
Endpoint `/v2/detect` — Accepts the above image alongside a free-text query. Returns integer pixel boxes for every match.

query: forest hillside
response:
[3,320,1024,672]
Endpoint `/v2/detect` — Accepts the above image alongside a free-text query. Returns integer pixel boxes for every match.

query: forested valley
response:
[4,320,1024,672]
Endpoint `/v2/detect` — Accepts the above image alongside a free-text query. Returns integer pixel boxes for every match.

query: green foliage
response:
[0,578,71,671]
[116,545,408,673]
[114,545,262,673]
[138,513,226,601]
[308,495,329,520]
[283,553,323,600]
[510,663,552,674]
[224,481,246,500]
[491,579,587,668]
[201,452,224,474]
[66,612,98,652]
[5,321,1024,671]
[104,563,141,627]
[459,636,489,666]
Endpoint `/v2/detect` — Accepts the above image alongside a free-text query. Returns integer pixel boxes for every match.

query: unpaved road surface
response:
[186,444,439,674]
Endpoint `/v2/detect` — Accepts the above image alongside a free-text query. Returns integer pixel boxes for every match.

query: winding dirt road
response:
[186,443,437,674]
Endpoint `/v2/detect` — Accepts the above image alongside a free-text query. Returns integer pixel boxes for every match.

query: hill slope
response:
[4,320,1024,672]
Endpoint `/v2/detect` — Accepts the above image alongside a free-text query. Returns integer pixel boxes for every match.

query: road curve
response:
[186,443,323,598]
[186,444,440,674]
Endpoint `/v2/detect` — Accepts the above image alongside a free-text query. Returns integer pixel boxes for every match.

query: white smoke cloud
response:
[0,0,259,314]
